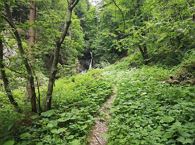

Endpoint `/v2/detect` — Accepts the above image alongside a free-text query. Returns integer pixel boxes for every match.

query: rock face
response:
[78,50,93,72]
[3,45,17,58]
[2,45,17,69]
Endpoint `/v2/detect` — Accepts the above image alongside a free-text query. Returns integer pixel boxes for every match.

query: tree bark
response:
[26,0,36,102]
[46,0,80,110]
[138,45,149,65]
[3,3,37,112]
[0,38,21,112]
[28,0,36,58]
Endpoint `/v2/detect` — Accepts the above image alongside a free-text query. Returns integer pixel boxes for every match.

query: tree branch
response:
[0,38,21,112]
[71,0,80,10]
[58,0,80,45]
[112,0,126,32]
[46,0,80,110]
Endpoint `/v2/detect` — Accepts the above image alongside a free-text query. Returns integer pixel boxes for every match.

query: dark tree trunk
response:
[3,3,37,112]
[0,39,21,112]
[46,0,80,110]
[138,45,149,65]
[46,42,61,110]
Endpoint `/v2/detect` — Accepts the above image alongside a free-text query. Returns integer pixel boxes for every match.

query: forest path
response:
[88,87,117,145]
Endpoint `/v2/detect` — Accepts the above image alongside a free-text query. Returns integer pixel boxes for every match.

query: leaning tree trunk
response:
[46,0,80,110]
[0,38,21,112]
[3,3,37,112]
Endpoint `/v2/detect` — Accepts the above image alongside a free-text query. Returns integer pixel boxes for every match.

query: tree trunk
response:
[138,45,149,65]
[0,39,21,112]
[28,0,36,59]
[3,3,37,112]
[46,42,60,110]
[46,0,80,110]
[28,1,42,112]
[26,0,36,102]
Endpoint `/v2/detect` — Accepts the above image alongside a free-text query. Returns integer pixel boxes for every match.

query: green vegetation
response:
[0,0,195,144]
[106,66,195,144]
[1,70,112,144]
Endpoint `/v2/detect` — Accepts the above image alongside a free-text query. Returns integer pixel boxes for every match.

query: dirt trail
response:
[88,88,116,145]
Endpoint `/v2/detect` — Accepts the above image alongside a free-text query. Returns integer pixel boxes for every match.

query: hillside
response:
[0,0,195,145]
[1,51,195,144]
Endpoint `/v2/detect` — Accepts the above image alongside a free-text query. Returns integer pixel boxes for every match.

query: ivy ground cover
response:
[1,69,112,145]
[108,67,195,145]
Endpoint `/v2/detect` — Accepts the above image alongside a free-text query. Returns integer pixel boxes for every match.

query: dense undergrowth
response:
[105,53,195,144]
[1,50,194,145]
[1,0,195,144]
[0,69,112,145]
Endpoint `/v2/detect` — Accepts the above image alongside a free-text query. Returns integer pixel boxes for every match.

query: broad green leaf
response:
[3,140,15,145]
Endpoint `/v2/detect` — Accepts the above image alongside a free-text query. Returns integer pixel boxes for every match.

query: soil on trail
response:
[88,88,116,145]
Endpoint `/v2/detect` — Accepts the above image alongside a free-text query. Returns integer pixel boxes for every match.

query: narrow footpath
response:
[88,87,117,145]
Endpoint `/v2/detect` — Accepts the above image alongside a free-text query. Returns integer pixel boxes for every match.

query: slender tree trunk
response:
[28,1,42,113]
[3,3,37,112]
[28,0,36,58]
[0,39,21,112]
[26,0,36,102]
[35,75,42,113]
[46,10,72,111]
[46,0,80,110]
[138,45,149,65]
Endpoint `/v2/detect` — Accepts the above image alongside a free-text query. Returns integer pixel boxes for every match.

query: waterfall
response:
[89,51,93,69]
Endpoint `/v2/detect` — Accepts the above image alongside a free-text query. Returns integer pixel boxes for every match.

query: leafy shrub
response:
[1,69,112,145]
[105,52,143,71]
[174,50,195,78]
[0,91,24,145]
[108,67,195,145]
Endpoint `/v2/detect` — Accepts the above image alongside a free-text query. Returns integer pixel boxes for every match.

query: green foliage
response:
[1,0,195,145]
[1,0,85,78]
[0,91,25,144]
[32,0,85,76]
[87,0,195,66]
[1,70,112,145]
[3,140,15,145]
[107,66,195,144]
[174,50,195,77]
[105,51,143,70]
